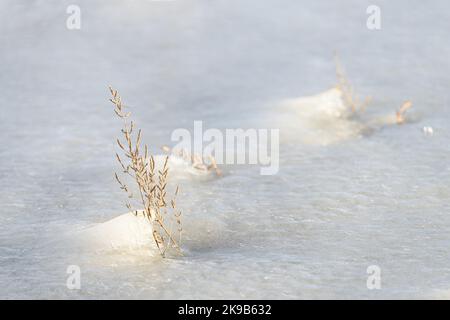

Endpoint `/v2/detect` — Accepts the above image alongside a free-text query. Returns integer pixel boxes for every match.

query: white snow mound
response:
[276,88,366,145]
[82,212,158,254]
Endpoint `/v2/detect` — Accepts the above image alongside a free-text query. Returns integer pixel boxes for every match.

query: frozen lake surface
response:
[1,0,450,299]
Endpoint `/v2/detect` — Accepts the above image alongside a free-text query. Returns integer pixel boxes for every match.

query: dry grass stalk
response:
[109,86,182,257]
[335,55,372,114]
[161,145,222,177]
[396,100,412,125]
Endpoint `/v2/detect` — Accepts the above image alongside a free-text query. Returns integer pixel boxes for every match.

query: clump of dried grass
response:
[396,100,412,125]
[335,55,372,114]
[109,87,182,257]
[334,55,413,127]
[161,145,222,177]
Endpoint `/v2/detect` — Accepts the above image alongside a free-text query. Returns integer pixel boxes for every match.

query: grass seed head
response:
[109,87,182,257]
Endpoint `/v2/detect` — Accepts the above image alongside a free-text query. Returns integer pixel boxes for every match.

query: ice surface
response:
[1,0,450,299]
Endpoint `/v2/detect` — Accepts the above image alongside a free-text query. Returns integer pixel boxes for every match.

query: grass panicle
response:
[161,145,222,177]
[109,86,182,257]
[335,55,372,114]
[396,100,412,125]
